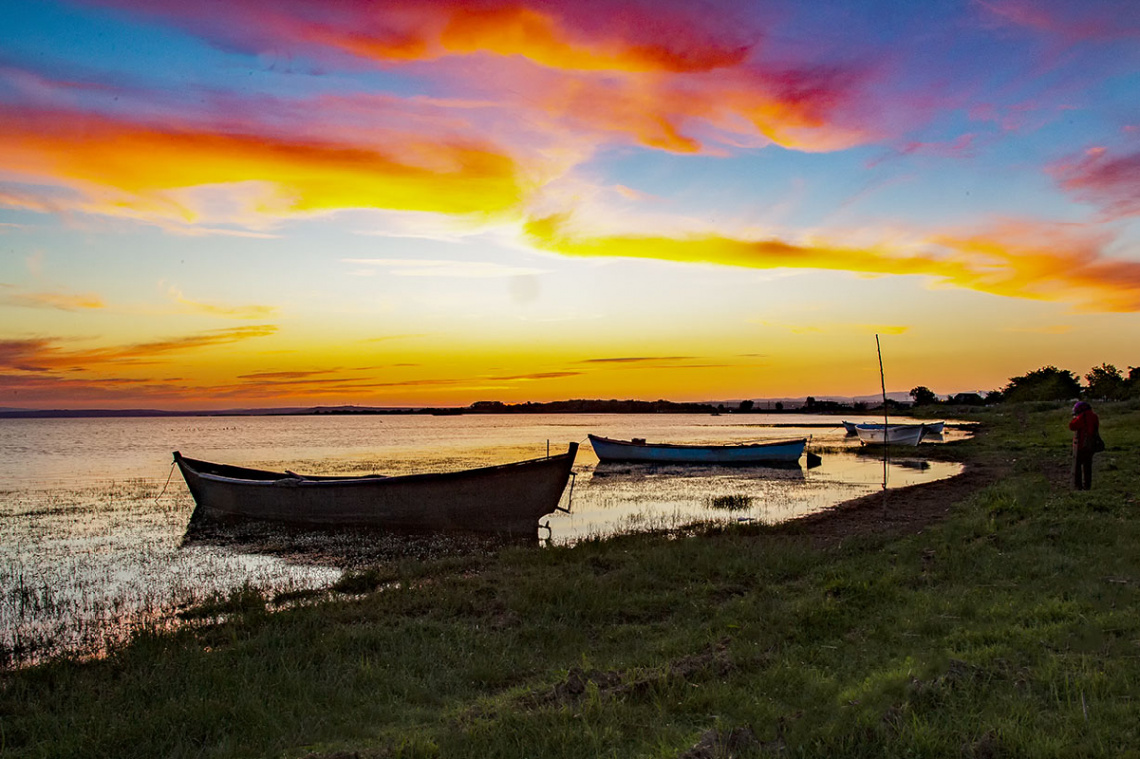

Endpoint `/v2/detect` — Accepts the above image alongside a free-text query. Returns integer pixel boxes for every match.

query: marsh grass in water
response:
[0,479,338,668]
[705,494,753,511]
[1,416,966,669]
[11,408,1140,757]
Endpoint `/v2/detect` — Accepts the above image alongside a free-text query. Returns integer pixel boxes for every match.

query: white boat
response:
[588,434,807,464]
[847,420,943,438]
[847,420,943,433]
[854,424,925,446]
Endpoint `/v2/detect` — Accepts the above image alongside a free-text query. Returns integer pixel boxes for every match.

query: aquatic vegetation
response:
[0,479,337,668]
[0,414,965,668]
[706,494,753,510]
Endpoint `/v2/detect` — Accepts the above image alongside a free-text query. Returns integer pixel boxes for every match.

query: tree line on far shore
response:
[910,364,1140,406]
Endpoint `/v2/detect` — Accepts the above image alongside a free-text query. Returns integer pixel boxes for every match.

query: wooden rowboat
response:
[174,444,578,536]
[588,434,806,465]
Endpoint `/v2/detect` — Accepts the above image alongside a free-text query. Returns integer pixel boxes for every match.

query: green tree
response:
[909,386,938,405]
[1001,366,1081,403]
[1126,366,1140,398]
[738,400,754,412]
[947,392,985,406]
[1085,364,1126,400]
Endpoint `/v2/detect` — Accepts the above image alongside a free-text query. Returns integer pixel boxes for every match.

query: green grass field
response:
[3,402,1139,758]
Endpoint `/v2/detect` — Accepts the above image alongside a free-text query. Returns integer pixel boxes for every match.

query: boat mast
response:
[876,334,889,491]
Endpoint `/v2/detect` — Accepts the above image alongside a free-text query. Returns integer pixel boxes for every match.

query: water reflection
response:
[183,520,537,566]
[1,414,969,668]
[591,461,806,479]
[544,450,960,544]
[0,480,339,669]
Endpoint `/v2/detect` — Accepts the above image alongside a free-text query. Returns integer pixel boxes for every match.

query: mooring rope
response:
[154,459,176,505]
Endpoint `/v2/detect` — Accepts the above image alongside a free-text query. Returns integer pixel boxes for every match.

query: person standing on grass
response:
[1069,400,1100,490]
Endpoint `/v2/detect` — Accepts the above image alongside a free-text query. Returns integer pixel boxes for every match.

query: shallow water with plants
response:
[4,403,1138,757]
[0,413,964,666]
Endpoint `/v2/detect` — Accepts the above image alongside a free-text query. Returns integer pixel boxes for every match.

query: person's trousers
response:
[1074,449,1093,490]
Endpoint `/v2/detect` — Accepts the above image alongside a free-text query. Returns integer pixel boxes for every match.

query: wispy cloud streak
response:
[1,285,105,311]
[1050,146,1140,220]
[0,326,277,373]
[165,286,277,319]
[526,214,1140,312]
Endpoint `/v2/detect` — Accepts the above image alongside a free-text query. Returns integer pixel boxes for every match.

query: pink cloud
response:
[71,1,881,156]
[1050,146,1140,219]
[91,0,758,74]
[975,0,1140,44]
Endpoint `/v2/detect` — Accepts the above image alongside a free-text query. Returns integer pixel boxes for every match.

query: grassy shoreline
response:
[3,403,1138,758]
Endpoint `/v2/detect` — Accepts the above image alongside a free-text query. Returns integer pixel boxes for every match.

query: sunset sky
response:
[2,0,1139,409]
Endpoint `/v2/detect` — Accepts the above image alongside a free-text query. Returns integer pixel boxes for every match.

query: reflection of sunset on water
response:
[0,412,966,665]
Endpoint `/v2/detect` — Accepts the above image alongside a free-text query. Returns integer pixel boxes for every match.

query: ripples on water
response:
[0,413,966,666]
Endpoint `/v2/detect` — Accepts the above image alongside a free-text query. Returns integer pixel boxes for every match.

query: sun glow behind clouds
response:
[1,0,1139,407]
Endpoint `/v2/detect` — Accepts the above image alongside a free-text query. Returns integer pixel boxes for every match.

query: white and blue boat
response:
[843,420,944,439]
[853,425,924,446]
[588,434,807,465]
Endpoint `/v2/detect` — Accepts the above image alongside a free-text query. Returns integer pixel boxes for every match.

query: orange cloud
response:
[0,326,277,373]
[0,371,192,406]
[165,286,276,319]
[0,361,480,407]
[0,105,521,222]
[237,370,340,381]
[486,371,582,381]
[0,286,105,311]
[525,213,1140,312]
[578,356,697,364]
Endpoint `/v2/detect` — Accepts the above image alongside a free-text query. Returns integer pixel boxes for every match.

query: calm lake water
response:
[0,413,965,666]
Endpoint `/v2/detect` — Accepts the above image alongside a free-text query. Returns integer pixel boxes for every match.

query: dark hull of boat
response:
[588,434,806,464]
[175,444,578,536]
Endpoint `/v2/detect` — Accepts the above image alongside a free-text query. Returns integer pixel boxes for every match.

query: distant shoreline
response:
[0,398,915,419]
